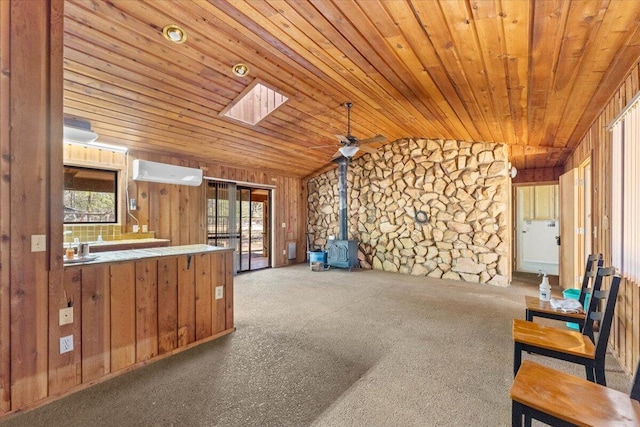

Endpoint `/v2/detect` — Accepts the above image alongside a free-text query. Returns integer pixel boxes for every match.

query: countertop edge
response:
[63,244,234,267]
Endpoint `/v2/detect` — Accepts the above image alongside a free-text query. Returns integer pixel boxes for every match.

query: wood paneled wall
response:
[46,251,233,397]
[61,146,308,267]
[565,60,640,376]
[0,0,64,413]
[0,0,305,416]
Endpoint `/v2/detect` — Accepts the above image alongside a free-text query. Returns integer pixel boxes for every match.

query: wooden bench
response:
[510,360,640,426]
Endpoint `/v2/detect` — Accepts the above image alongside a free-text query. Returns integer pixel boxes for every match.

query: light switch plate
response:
[59,307,73,326]
[60,335,73,354]
[215,286,224,300]
[31,234,46,252]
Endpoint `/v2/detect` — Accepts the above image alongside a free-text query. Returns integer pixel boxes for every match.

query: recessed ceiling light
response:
[162,24,187,44]
[232,63,250,77]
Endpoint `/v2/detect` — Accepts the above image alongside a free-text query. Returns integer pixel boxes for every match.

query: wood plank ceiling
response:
[63,0,640,178]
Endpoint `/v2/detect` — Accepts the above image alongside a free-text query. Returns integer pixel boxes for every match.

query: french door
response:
[237,187,270,272]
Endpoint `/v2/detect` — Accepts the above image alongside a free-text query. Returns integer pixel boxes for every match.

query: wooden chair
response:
[524,253,603,331]
[510,359,640,426]
[513,267,620,386]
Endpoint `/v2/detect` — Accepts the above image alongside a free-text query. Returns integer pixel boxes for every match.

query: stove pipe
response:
[335,156,349,240]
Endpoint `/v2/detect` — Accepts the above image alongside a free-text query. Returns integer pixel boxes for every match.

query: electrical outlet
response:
[31,234,46,252]
[59,307,73,326]
[281,222,286,228]
[215,286,224,300]
[142,224,148,233]
[282,249,286,255]
[60,335,73,354]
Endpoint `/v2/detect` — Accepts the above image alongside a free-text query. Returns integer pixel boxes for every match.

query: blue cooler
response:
[308,250,327,266]
[563,288,590,330]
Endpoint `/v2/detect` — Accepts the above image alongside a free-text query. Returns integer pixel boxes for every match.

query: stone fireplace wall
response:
[307,138,510,286]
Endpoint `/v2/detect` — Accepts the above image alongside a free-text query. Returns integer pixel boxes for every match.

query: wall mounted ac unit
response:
[132,159,203,186]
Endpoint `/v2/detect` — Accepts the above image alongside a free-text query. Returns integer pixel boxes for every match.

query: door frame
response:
[204,177,275,274]
[512,182,560,274]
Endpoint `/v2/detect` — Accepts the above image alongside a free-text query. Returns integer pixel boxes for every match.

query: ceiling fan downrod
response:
[344,102,353,140]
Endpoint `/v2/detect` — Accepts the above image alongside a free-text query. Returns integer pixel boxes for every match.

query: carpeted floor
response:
[1,265,632,426]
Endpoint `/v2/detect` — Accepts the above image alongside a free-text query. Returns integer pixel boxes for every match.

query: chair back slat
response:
[579,254,603,305]
[581,267,607,339]
[589,312,604,322]
[593,274,621,358]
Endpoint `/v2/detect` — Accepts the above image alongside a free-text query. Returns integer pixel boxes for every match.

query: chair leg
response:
[595,360,607,386]
[512,400,523,427]
[524,414,532,427]
[525,309,532,322]
[585,365,595,383]
[514,343,522,377]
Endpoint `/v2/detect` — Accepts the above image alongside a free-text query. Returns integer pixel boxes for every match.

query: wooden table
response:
[524,295,585,327]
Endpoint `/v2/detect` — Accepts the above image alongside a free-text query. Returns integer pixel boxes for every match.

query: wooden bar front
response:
[47,249,234,400]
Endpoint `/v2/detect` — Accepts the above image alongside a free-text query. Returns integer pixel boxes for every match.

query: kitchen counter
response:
[83,238,170,253]
[63,244,232,266]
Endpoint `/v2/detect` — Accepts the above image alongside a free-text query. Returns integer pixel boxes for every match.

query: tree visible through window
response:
[64,166,117,223]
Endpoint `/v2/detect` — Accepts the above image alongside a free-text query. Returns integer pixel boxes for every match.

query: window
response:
[611,92,640,283]
[64,166,118,223]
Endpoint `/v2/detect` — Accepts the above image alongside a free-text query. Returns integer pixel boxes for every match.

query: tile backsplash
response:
[63,224,122,244]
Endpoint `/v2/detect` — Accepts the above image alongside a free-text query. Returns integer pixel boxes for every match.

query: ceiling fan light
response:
[339,145,359,158]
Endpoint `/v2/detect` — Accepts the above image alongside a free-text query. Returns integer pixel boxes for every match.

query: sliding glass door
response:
[207,180,270,273]
[237,187,270,271]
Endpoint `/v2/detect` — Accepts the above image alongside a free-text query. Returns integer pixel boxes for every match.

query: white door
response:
[516,185,560,275]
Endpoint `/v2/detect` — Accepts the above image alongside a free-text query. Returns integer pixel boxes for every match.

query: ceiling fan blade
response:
[335,134,350,144]
[331,150,344,160]
[358,134,386,144]
[358,145,378,154]
[309,144,338,149]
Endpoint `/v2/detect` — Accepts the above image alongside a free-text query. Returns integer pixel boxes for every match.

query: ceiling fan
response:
[312,102,386,159]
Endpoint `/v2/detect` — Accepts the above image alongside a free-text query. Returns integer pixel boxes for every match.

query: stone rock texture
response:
[307,138,510,286]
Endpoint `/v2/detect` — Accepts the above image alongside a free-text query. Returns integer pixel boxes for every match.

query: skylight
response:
[221,80,288,126]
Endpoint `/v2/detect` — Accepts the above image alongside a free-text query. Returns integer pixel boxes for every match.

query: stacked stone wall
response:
[307,138,510,286]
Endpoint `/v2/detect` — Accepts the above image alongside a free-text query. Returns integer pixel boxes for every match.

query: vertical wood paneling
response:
[212,252,226,334]
[81,265,110,382]
[110,263,136,372]
[225,252,234,330]
[135,260,158,362]
[9,0,55,408]
[194,253,212,340]
[157,258,178,354]
[121,150,305,267]
[0,0,11,412]
[177,255,196,346]
[48,269,82,395]
[565,60,640,376]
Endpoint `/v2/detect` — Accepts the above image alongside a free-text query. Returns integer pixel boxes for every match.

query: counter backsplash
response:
[64,224,155,244]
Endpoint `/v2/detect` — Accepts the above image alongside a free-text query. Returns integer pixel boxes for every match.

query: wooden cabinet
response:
[48,250,234,396]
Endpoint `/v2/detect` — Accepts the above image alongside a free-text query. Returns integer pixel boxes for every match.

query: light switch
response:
[59,307,73,326]
[31,235,46,252]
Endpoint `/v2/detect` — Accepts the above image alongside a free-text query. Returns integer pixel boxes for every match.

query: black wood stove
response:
[327,156,359,269]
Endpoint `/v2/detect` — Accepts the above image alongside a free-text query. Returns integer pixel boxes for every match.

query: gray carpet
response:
[1,265,632,426]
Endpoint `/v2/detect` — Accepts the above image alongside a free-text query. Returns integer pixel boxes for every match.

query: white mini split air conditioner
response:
[132,159,203,186]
